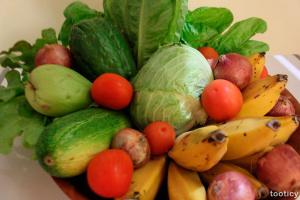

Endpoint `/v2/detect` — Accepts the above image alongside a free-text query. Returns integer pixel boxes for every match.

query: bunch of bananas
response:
[116,53,299,200]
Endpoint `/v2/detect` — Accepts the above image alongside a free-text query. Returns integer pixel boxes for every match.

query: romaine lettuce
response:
[130,44,213,134]
[104,0,188,68]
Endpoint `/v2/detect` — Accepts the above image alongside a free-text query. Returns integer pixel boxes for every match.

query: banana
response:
[201,162,269,199]
[230,146,273,173]
[247,53,266,82]
[168,162,206,200]
[269,115,299,146]
[237,74,287,118]
[116,156,166,200]
[168,125,228,172]
[219,116,296,160]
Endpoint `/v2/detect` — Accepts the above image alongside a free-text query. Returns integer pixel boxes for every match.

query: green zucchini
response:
[36,108,130,177]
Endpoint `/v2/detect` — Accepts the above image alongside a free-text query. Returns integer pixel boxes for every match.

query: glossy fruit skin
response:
[201,79,243,122]
[35,108,130,178]
[25,64,92,117]
[35,44,72,67]
[144,121,176,155]
[91,73,133,110]
[267,95,295,116]
[111,128,150,168]
[198,47,219,60]
[208,171,256,200]
[256,144,300,192]
[214,53,252,89]
[87,149,133,198]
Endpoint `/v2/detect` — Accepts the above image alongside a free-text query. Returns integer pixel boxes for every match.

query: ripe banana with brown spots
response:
[169,125,228,172]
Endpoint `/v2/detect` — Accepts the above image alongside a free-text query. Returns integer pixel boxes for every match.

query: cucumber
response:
[36,108,130,177]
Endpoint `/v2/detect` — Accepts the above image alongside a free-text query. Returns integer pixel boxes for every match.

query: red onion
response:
[214,53,252,90]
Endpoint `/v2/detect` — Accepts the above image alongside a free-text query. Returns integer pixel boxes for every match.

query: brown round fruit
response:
[208,171,255,200]
[267,95,296,116]
[35,44,72,67]
[256,144,300,192]
[111,128,150,168]
[214,53,252,90]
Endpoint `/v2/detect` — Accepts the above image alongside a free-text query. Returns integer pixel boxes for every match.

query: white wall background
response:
[1,0,300,54]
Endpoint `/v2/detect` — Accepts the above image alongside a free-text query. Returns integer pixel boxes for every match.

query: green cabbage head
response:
[130,44,213,135]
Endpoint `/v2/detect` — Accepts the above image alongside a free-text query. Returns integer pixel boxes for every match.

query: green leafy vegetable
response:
[182,7,269,55]
[58,1,101,46]
[0,28,57,72]
[104,0,188,68]
[0,72,47,154]
[181,7,233,48]
[0,96,47,154]
[130,44,213,134]
[0,70,24,102]
[235,40,270,56]
[69,16,136,80]
[209,17,268,54]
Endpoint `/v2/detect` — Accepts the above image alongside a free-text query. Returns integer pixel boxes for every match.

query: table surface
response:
[0,55,300,200]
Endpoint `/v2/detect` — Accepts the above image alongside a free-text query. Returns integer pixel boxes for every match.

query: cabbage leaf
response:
[130,44,213,134]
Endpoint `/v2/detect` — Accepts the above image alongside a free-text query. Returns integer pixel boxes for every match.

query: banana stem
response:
[208,130,227,143]
[266,120,281,131]
[277,74,288,81]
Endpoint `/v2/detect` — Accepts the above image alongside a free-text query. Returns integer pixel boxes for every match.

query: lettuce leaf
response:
[130,44,213,134]
[58,1,102,46]
[104,0,188,68]
[181,7,233,48]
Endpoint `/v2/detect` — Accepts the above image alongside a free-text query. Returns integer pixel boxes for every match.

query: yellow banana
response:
[237,74,287,118]
[168,162,206,200]
[247,53,266,82]
[201,162,269,199]
[168,125,228,172]
[219,116,296,160]
[269,115,299,146]
[230,146,273,173]
[116,156,166,200]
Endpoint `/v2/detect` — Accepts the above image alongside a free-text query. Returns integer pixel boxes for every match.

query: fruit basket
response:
[1,1,300,200]
[52,89,300,200]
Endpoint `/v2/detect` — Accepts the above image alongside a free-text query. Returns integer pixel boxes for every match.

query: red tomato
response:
[198,47,219,60]
[91,73,133,110]
[260,66,269,79]
[201,79,243,122]
[144,121,176,155]
[87,149,133,198]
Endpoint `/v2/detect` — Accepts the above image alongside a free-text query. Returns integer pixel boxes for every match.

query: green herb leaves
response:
[209,17,269,55]
[0,28,57,73]
[0,71,47,154]
[181,8,269,56]
[0,70,24,102]
[182,7,233,48]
